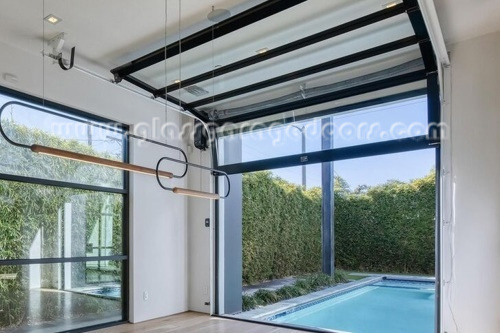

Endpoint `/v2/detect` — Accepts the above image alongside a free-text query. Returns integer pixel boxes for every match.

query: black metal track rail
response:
[218,70,427,124]
[110,0,308,80]
[153,2,415,97]
[404,0,437,73]
[187,36,420,108]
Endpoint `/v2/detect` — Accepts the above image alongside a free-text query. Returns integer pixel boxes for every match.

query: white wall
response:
[0,41,189,323]
[186,141,213,313]
[442,30,500,333]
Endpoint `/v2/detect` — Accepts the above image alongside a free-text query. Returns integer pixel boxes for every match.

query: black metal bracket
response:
[58,47,75,71]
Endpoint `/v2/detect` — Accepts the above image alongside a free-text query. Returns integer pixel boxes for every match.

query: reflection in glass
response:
[0,262,123,332]
[0,98,125,189]
[0,180,123,261]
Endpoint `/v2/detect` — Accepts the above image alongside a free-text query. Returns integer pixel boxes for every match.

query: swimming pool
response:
[269,279,435,333]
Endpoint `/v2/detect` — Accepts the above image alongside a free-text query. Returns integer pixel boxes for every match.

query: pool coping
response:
[235,274,435,320]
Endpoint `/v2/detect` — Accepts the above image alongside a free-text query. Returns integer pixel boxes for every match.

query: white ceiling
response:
[0,0,257,75]
[434,0,500,44]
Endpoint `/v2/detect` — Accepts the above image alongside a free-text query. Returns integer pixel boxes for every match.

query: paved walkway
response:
[243,277,297,296]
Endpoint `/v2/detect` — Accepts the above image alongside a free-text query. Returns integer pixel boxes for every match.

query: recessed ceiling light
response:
[173,79,181,84]
[256,48,269,55]
[383,1,402,8]
[44,14,62,25]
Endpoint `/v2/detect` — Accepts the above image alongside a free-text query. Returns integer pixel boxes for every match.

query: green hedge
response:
[242,172,322,284]
[242,171,435,284]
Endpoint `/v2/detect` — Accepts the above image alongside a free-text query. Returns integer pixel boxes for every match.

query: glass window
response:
[217,95,428,165]
[0,98,125,189]
[0,90,127,332]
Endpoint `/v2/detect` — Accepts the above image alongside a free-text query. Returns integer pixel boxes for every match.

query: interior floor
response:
[94,312,303,333]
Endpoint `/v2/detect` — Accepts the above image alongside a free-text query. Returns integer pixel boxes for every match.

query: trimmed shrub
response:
[243,272,346,311]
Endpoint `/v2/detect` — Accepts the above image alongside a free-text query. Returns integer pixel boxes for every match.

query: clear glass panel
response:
[0,261,124,332]
[199,45,422,112]
[161,15,416,105]
[0,180,124,260]
[0,96,125,189]
[217,95,428,165]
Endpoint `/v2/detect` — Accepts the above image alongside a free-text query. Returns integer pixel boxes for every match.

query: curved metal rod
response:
[0,101,189,179]
[58,47,75,71]
[155,156,231,199]
[0,116,30,149]
[127,134,188,179]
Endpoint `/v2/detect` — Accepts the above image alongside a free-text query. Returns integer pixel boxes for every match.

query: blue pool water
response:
[86,286,121,299]
[272,279,435,333]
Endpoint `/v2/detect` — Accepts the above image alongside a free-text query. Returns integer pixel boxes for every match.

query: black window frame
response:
[0,84,129,333]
